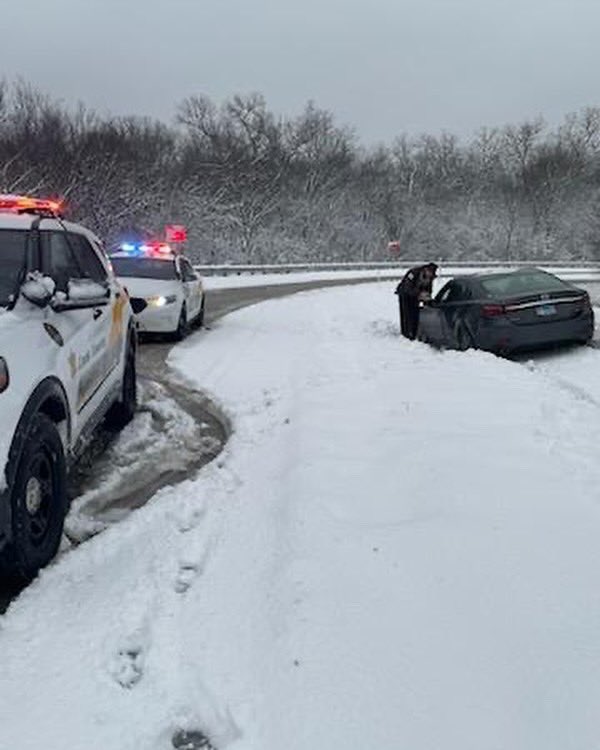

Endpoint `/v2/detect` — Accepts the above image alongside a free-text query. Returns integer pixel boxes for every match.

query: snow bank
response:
[202,267,403,288]
[1,284,600,750]
[202,266,600,290]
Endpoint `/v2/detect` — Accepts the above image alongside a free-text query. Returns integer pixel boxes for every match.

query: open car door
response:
[418,282,454,344]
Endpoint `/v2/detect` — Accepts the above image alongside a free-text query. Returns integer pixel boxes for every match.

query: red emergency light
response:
[165,224,187,243]
[139,242,173,257]
[0,194,63,216]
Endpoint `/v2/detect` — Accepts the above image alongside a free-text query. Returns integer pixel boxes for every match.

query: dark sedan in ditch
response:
[418,268,594,354]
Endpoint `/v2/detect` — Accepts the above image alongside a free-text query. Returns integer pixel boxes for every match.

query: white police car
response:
[0,195,137,581]
[109,243,205,339]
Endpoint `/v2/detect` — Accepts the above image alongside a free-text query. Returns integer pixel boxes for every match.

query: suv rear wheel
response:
[0,413,67,582]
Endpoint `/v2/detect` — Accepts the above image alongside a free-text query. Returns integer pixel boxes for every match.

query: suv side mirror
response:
[130,298,146,314]
[21,275,55,308]
[51,279,110,312]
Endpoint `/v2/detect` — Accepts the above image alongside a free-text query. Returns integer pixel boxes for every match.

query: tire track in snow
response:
[514,343,600,408]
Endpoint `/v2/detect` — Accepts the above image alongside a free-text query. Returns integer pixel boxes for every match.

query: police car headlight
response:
[147,295,177,308]
[0,358,9,393]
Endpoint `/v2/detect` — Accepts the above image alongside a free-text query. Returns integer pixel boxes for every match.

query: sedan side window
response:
[438,282,469,304]
[450,283,473,302]
[447,283,465,303]
[435,283,455,304]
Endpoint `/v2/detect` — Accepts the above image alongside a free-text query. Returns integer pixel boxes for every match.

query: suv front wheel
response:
[0,413,67,582]
[105,335,137,430]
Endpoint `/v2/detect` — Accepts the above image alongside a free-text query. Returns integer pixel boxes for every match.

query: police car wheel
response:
[192,297,205,329]
[105,341,137,430]
[173,304,189,341]
[0,414,67,582]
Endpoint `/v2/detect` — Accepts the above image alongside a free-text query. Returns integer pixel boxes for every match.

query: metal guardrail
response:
[195,260,600,276]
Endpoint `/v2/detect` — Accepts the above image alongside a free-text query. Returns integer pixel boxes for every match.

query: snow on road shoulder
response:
[1,284,600,749]
[203,268,403,289]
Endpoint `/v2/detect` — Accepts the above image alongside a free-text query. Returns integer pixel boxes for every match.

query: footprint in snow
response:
[368,319,398,339]
[176,504,206,534]
[109,644,145,689]
[174,561,201,594]
[172,728,215,749]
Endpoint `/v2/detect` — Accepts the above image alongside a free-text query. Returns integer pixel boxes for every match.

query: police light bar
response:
[0,194,63,217]
[119,241,174,257]
[141,242,173,255]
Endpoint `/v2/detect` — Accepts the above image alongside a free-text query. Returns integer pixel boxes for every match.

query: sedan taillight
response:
[481,304,506,318]
[576,293,592,311]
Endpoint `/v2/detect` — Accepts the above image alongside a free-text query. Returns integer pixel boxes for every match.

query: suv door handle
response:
[93,308,104,320]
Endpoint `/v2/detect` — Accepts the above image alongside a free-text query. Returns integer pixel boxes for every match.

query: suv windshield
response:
[110,257,177,280]
[0,229,28,308]
[480,270,569,298]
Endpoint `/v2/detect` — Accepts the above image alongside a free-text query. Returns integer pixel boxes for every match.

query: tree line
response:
[1,80,599,263]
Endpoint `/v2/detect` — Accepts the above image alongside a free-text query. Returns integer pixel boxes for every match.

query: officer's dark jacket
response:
[395,265,435,298]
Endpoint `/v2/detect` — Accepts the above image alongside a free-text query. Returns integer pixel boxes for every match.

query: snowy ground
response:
[1,285,600,749]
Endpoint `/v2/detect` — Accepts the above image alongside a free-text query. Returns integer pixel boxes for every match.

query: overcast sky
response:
[1,0,598,144]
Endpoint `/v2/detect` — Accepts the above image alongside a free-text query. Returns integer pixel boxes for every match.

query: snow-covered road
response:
[66,377,224,542]
[1,284,600,750]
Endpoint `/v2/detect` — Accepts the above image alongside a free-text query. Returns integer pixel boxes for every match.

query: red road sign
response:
[165,225,187,243]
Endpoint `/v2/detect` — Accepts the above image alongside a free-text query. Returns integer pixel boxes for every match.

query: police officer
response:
[395,263,438,340]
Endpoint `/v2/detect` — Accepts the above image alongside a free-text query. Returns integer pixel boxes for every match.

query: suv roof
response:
[0,213,102,242]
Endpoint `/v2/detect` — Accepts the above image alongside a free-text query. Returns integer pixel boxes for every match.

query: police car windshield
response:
[111,257,177,280]
[0,230,28,308]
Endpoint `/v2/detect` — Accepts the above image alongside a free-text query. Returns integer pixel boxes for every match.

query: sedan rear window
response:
[0,229,28,308]
[480,270,569,298]
[110,257,177,280]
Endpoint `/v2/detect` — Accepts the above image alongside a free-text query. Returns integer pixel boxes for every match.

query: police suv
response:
[0,196,137,581]
[109,243,205,339]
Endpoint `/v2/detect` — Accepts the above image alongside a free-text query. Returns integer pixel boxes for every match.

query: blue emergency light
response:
[118,241,173,257]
